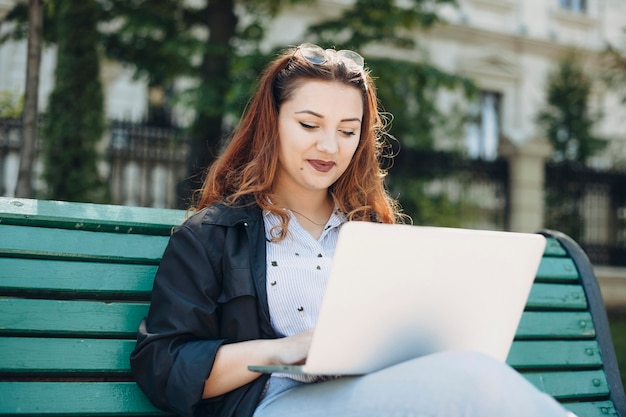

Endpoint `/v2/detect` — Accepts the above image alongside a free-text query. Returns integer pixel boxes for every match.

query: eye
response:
[340,129,357,137]
[299,122,318,130]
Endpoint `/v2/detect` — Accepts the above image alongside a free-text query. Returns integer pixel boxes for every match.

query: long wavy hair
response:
[192,44,403,238]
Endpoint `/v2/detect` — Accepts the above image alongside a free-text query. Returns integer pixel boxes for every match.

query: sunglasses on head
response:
[295,43,365,71]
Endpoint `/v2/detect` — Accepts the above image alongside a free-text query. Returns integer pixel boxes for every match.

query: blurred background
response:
[0,0,625,385]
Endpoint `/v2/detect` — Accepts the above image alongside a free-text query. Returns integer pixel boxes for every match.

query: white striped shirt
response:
[263,208,347,382]
[264,208,347,336]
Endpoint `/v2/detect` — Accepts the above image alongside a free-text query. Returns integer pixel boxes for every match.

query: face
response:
[275,80,363,198]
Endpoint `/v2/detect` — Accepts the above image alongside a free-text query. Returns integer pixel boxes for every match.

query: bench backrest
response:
[509,229,626,417]
[0,197,624,417]
[0,198,183,416]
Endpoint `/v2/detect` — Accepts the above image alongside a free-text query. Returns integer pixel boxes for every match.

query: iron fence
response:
[545,163,626,267]
[107,119,189,208]
[389,149,509,232]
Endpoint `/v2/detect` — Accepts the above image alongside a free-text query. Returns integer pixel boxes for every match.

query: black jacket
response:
[130,201,276,417]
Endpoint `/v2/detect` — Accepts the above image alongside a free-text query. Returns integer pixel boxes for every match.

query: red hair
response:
[192,45,402,237]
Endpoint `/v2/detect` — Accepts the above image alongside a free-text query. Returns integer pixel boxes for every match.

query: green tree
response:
[98,0,200,126]
[2,0,197,127]
[61,0,474,210]
[41,0,107,202]
[94,0,472,206]
[2,0,474,216]
[536,52,607,165]
[0,1,56,44]
[538,52,607,242]
[101,1,312,205]
[1,0,297,206]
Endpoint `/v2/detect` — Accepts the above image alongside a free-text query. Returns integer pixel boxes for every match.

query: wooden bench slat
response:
[0,299,147,337]
[0,198,184,235]
[524,370,610,399]
[526,283,587,310]
[0,304,594,344]
[507,340,602,369]
[563,401,619,417]
[535,257,580,281]
[0,382,170,415]
[516,312,596,339]
[2,337,604,374]
[0,225,169,263]
[0,258,156,296]
[544,238,568,257]
[0,338,134,373]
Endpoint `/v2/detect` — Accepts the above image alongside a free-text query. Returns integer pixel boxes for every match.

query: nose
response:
[316,129,339,154]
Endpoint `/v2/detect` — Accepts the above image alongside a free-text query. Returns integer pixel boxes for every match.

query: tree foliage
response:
[99,0,198,85]
[0,91,23,117]
[536,51,607,165]
[90,0,472,206]
[2,0,475,216]
[538,52,609,242]
[0,0,56,44]
[41,0,107,202]
[309,0,453,48]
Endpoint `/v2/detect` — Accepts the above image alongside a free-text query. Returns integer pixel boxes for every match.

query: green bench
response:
[0,196,624,416]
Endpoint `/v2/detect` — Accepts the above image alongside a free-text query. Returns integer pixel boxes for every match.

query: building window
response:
[465,91,502,161]
[559,0,587,13]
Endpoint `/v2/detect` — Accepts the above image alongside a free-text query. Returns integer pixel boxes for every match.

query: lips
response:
[308,159,335,173]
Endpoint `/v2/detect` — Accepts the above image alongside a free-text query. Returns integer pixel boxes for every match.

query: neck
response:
[275,191,333,225]
[274,184,331,212]
[285,195,331,214]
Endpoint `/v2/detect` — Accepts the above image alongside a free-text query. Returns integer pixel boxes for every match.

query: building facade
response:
[428,0,626,168]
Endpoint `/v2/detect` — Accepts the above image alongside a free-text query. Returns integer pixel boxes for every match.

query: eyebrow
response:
[295,110,362,123]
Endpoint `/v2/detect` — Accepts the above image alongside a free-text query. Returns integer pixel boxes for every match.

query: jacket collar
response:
[200,196,263,227]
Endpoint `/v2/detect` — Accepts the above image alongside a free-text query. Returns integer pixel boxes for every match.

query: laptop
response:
[248,222,546,376]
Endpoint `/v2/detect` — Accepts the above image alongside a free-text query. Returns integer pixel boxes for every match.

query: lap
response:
[254,350,572,417]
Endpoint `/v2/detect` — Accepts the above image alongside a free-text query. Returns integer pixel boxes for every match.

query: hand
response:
[269,328,314,365]
[203,328,315,398]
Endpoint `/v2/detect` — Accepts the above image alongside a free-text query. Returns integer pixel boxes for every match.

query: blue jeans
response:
[253,351,574,417]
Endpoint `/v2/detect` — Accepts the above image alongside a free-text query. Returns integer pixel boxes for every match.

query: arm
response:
[131,215,312,415]
[203,329,313,398]
[130,222,227,415]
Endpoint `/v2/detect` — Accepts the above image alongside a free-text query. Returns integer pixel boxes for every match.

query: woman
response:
[131,43,573,417]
